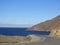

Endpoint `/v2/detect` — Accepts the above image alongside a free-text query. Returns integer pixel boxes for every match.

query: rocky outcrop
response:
[49,29,60,37]
[56,29,60,37]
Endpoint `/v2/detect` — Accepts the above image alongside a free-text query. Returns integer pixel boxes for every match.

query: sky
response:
[0,0,60,27]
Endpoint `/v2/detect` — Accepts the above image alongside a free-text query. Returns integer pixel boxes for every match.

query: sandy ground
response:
[0,35,60,45]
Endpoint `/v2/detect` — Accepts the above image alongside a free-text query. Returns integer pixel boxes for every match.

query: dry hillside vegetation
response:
[28,15,60,31]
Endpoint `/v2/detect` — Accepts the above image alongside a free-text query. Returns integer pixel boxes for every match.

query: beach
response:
[0,35,60,45]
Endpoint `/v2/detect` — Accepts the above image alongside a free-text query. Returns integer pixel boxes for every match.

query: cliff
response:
[28,15,60,31]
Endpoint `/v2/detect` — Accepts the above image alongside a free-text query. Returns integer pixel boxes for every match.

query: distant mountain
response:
[28,15,60,31]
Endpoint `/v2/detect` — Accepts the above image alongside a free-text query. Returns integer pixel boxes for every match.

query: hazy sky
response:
[0,0,60,27]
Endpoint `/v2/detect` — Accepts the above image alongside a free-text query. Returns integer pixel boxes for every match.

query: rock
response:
[49,29,60,37]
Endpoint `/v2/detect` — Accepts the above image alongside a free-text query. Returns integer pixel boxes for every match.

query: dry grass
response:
[0,35,32,43]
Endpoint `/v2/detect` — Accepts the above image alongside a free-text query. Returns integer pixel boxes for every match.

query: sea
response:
[0,27,50,36]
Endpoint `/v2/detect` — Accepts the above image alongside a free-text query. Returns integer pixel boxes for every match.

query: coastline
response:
[0,35,60,45]
[0,35,46,43]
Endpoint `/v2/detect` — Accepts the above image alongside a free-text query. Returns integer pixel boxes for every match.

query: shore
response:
[0,35,46,43]
[0,35,60,45]
[0,35,32,43]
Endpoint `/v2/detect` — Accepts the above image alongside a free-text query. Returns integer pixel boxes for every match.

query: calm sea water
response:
[0,27,50,36]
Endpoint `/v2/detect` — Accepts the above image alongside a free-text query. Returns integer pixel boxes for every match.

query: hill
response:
[28,15,60,31]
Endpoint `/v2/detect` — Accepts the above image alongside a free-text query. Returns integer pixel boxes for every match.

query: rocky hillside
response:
[28,15,60,31]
